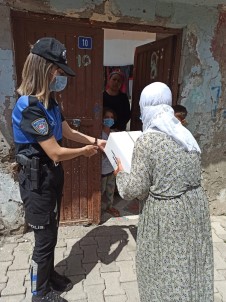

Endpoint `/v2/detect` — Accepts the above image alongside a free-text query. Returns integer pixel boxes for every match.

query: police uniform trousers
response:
[18,162,64,296]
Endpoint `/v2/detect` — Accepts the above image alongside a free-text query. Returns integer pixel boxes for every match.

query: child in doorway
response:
[102,107,120,217]
[173,104,188,125]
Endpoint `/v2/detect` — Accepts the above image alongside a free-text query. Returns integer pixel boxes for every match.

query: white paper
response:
[104,131,142,173]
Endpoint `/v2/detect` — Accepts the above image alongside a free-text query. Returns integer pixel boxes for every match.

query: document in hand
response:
[104,131,142,173]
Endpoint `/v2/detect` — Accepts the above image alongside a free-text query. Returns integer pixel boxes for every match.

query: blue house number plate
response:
[78,36,92,50]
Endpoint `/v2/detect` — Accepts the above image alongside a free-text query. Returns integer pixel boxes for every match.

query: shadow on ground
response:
[55,224,137,289]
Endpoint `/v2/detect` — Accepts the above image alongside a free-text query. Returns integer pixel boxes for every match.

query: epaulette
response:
[29,96,39,106]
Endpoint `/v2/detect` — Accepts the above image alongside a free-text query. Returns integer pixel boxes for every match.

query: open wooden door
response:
[130,35,181,130]
[11,11,103,224]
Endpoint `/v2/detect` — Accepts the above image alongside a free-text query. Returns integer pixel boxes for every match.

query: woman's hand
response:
[114,158,124,175]
[97,139,106,151]
[83,145,99,158]
[39,136,99,162]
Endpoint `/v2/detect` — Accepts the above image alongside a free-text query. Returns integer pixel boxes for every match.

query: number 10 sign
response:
[78,36,92,50]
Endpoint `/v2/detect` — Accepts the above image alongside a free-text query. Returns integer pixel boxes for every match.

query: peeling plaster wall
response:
[0,0,226,233]
[0,4,25,235]
[166,4,226,214]
[0,5,16,144]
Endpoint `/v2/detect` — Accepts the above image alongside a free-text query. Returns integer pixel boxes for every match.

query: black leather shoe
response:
[50,271,73,292]
[32,290,68,301]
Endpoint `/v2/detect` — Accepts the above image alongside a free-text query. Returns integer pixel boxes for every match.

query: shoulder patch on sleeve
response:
[31,118,49,135]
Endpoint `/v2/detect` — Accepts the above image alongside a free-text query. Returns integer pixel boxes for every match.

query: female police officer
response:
[12,37,106,302]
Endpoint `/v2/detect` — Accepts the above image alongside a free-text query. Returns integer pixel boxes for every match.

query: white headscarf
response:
[139,82,201,153]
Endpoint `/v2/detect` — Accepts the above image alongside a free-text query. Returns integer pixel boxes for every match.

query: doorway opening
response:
[102,27,181,132]
[101,27,181,222]
[103,28,156,131]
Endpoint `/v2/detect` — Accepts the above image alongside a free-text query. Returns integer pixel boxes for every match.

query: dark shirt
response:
[103,91,131,131]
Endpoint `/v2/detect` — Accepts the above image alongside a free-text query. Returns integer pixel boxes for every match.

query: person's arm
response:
[62,120,106,150]
[114,136,151,201]
[19,103,99,161]
[39,136,98,162]
[122,93,131,125]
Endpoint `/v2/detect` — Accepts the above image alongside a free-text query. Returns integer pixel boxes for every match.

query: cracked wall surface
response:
[0,0,225,233]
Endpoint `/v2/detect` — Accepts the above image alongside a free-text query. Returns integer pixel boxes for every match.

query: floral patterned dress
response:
[116,132,214,302]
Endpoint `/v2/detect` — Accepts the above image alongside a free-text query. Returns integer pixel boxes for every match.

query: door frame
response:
[11,10,183,102]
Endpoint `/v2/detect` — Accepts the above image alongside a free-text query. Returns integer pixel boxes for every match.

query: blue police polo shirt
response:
[12,95,64,158]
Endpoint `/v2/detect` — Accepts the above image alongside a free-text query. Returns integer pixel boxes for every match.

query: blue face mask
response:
[103,118,114,128]
[49,76,67,92]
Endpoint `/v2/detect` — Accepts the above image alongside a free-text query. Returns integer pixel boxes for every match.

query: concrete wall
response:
[104,29,156,66]
[0,0,225,234]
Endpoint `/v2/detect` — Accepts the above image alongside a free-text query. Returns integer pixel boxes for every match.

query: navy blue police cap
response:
[31,37,75,76]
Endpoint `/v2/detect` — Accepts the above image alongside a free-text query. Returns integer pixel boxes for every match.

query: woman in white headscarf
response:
[115,82,214,302]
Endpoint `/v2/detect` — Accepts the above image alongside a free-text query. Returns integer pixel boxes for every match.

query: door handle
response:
[67,118,81,131]
[72,118,81,131]
[72,119,81,128]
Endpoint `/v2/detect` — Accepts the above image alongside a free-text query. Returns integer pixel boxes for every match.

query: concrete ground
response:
[0,197,226,302]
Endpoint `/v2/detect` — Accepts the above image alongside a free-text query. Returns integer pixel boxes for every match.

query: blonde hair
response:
[17,53,54,108]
